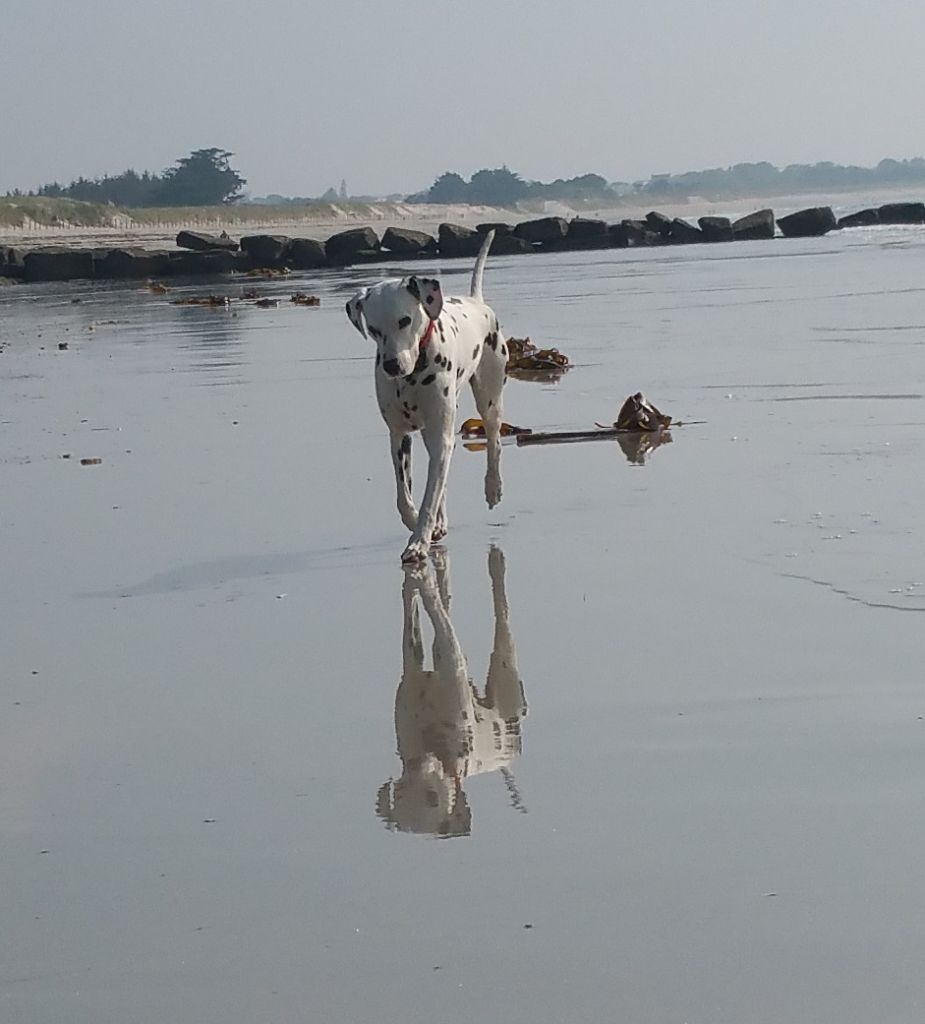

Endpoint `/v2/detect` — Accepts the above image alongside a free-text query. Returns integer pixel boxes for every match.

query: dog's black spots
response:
[434,353,443,365]
[488,399,493,408]
[421,373,436,386]
[484,332,498,351]
[461,312,468,318]
[412,405,418,412]
[425,295,434,305]
[400,435,411,455]
[407,377,416,386]
[402,401,410,412]
[457,367,463,378]
[501,345,507,357]
[450,315,457,324]
[472,346,480,359]
[446,360,452,372]
[443,386,449,396]
[402,409,411,419]
[414,349,428,373]
[398,316,411,329]
[447,296,462,304]
[406,278,420,300]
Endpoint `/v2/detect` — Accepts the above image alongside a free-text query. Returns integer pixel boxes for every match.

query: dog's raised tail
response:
[470,230,496,301]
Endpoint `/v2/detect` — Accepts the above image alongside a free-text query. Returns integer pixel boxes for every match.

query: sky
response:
[3,0,925,198]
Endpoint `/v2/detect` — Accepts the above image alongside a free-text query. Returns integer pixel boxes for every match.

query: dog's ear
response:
[406,276,443,321]
[345,289,369,338]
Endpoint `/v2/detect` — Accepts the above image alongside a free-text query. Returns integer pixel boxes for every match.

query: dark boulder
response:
[608,223,631,247]
[283,237,327,269]
[240,234,291,266]
[697,216,734,242]
[94,247,172,279]
[488,234,532,255]
[513,217,568,244]
[381,227,437,255]
[23,248,95,282]
[567,217,609,240]
[476,222,514,236]
[619,220,662,246]
[438,223,481,257]
[732,209,775,240]
[176,230,239,252]
[669,218,703,244]
[167,250,240,276]
[0,246,25,278]
[325,227,380,264]
[544,234,613,252]
[777,206,836,237]
[645,211,673,239]
[878,202,925,224]
[837,208,880,229]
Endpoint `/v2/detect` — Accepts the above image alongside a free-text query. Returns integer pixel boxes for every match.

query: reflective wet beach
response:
[3,229,925,1023]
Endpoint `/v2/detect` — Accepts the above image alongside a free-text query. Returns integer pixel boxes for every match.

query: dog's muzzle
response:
[382,358,402,377]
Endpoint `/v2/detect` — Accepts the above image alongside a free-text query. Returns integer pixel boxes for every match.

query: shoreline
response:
[2,189,924,285]
[2,186,925,251]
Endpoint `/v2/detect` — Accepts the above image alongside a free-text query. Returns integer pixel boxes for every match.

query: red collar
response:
[420,318,437,349]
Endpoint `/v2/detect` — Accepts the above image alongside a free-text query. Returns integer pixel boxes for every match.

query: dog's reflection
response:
[376,546,527,838]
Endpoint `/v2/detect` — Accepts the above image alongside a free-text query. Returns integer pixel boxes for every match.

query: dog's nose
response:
[382,358,401,377]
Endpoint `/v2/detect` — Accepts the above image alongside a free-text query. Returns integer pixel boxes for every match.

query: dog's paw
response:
[401,539,430,564]
[485,476,503,509]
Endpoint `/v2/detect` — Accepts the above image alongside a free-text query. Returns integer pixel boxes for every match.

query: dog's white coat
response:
[346,233,506,561]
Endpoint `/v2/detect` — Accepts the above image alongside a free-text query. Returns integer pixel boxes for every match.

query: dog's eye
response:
[398,316,411,329]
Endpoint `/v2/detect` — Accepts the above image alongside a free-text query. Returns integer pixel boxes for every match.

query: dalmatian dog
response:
[346,231,507,563]
[376,547,528,837]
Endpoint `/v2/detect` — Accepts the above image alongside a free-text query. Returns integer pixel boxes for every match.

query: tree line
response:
[10,152,925,210]
[12,149,246,207]
[410,167,615,205]
[415,157,925,205]
[636,157,925,200]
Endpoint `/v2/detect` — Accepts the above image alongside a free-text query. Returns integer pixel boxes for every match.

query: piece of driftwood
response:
[516,427,633,446]
[516,425,675,464]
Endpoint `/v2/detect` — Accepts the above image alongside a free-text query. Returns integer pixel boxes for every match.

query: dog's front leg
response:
[401,570,425,676]
[390,431,418,532]
[402,415,455,563]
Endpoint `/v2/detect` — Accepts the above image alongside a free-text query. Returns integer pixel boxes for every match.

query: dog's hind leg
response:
[469,341,506,509]
[390,430,418,532]
[485,545,526,722]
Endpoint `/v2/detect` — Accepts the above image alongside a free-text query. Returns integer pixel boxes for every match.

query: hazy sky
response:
[4,0,925,197]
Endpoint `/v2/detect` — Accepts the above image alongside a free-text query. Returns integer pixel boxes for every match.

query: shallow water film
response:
[3,227,925,1023]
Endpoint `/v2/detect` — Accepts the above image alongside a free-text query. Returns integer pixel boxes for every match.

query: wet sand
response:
[3,226,925,1022]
